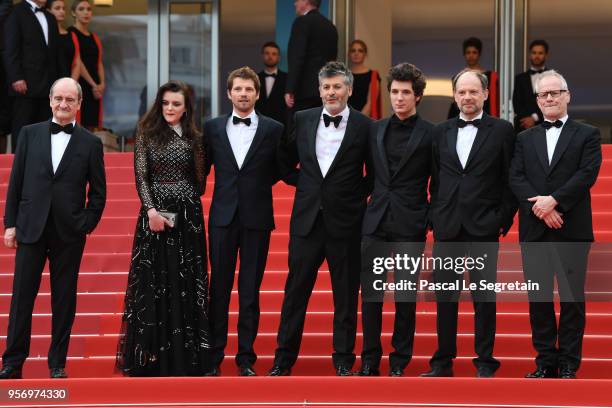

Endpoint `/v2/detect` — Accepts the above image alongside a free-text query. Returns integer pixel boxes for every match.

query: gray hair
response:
[452,68,488,92]
[318,61,354,88]
[49,77,83,101]
[534,69,569,93]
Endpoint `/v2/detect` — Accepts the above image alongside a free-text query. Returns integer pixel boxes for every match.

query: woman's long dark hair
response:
[138,80,201,146]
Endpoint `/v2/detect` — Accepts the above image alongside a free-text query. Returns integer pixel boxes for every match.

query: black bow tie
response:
[263,72,277,78]
[232,116,251,126]
[391,114,418,129]
[457,118,481,128]
[529,68,546,75]
[50,122,75,134]
[323,114,342,128]
[32,6,44,12]
[542,120,563,130]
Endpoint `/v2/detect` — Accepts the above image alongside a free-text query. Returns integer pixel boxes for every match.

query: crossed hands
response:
[528,195,563,229]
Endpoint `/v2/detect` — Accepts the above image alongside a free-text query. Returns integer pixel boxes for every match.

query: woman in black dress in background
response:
[46,0,80,79]
[347,39,381,119]
[69,0,105,129]
[116,81,212,376]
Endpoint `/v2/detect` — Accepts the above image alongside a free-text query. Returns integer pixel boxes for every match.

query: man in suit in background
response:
[270,61,372,376]
[285,0,337,113]
[255,42,288,127]
[0,0,13,153]
[512,40,550,132]
[4,0,64,151]
[358,63,434,377]
[0,77,106,379]
[510,70,601,379]
[423,69,517,378]
[204,66,285,377]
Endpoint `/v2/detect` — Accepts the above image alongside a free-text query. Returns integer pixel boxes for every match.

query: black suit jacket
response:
[3,1,64,97]
[286,9,338,102]
[204,114,284,231]
[3,120,106,243]
[281,107,372,238]
[0,0,12,52]
[429,113,518,240]
[362,116,434,237]
[512,71,544,131]
[509,119,601,242]
[256,70,288,126]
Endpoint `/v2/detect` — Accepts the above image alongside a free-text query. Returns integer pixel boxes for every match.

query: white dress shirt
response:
[456,111,483,169]
[545,115,568,164]
[226,110,258,169]
[26,0,49,45]
[51,120,75,173]
[263,68,277,98]
[316,106,350,177]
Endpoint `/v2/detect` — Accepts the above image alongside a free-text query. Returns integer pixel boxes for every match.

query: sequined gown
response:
[116,126,211,376]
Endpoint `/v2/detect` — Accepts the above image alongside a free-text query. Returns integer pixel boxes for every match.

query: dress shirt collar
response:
[264,68,278,75]
[230,109,258,126]
[321,105,350,122]
[544,114,568,128]
[26,0,42,12]
[51,118,77,130]
[458,111,484,123]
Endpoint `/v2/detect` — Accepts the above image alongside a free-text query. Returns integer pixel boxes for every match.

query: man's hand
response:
[12,80,27,94]
[542,209,564,229]
[528,195,558,219]
[3,228,17,249]
[519,116,536,129]
[284,93,295,108]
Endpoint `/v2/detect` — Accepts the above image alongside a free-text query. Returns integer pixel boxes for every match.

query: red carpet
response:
[0,148,612,407]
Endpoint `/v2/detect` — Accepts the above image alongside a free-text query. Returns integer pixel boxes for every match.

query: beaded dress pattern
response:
[116,125,211,376]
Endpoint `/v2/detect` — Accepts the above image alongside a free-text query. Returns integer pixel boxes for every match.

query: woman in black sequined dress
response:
[116,81,212,376]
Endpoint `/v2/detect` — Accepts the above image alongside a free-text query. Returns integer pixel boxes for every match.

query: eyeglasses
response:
[535,90,568,99]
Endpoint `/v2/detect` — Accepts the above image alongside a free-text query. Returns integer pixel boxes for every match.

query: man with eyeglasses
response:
[510,70,602,379]
[1,77,106,379]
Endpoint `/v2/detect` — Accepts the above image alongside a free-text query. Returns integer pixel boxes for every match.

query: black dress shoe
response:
[335,365,352,376]
[559,367,577,379]
[203,367,221,376]
[238,365,256,376]
[357,365,380,376]
[525,367,558,378]
[49,368,67,378]
[476,366,496,378]
[0,366,22,379]
[389,367,404,377]
[420,366,454,377]
[268,365,291,376]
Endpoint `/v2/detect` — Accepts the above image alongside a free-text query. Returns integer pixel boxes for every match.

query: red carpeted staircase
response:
[1,148,612,407]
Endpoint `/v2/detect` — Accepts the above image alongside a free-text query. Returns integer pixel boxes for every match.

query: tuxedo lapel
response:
[549,120,577,173]
[393,121,426,178]
[533,126,551,174]
[464,115,493,170]
[219,114,240,170]
[308,108,324,179]
[445,124,462,170]
[23,3,48,48]
[241,116,268,169]
[53,125,81,179]
[40,121,53,177]
[325,109,358,177]
[376,118,390,179]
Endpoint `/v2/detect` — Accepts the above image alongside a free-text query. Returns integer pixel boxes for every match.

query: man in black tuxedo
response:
[0,0,13,152]
[269,61,372,376]
[510,70,601,379]
[204,66,285,377]
[422,69,517,378]
[358,63,433,377]
[285,0,337,113]
[255,42,288,127]
[512,40,550,132]
[4,0,64,151]
[0,77,106,379]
